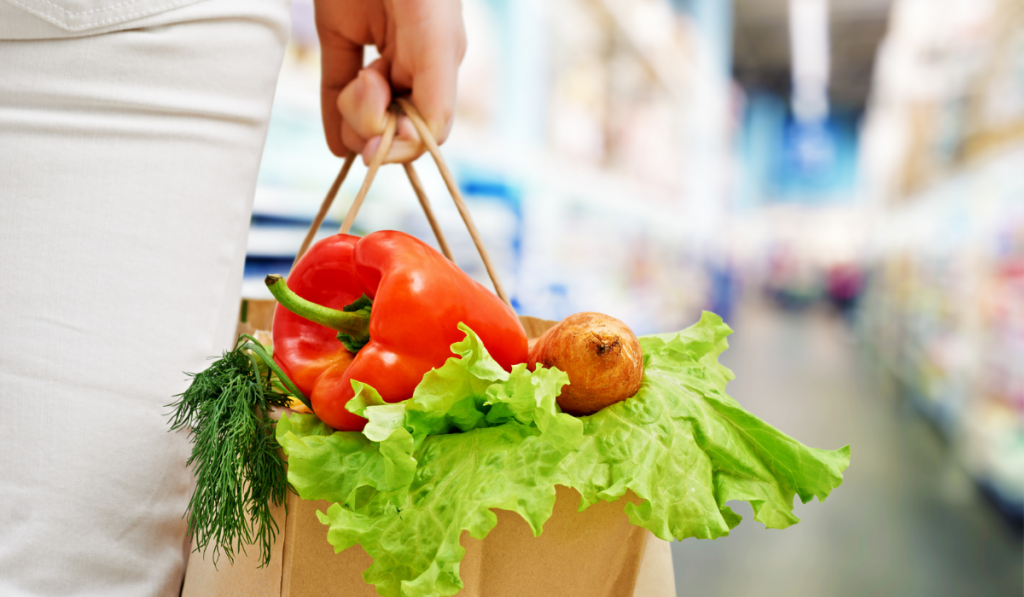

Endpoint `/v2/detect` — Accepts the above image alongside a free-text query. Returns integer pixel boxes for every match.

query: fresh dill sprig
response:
[168,334,309,568]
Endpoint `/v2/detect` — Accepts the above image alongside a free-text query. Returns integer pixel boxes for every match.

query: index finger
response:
[318,32,363,157]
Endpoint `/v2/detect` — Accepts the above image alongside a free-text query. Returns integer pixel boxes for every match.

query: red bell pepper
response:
[266,230,528,431]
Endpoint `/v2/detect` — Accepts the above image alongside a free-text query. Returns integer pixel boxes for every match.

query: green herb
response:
[168,334,309,567]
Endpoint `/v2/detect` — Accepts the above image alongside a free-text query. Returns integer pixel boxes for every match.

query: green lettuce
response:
[554,314,850,540]
[276,313,850,597]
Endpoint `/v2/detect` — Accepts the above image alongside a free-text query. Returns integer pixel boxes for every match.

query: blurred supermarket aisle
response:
[670,300,1024,597]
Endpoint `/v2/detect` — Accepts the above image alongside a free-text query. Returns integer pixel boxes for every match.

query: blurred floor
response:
[671,300,1024,597]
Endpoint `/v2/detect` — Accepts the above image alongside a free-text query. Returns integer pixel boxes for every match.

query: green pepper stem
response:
[264,275,370,346]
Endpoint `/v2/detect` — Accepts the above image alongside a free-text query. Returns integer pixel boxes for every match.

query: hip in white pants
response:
[0,1,290,595]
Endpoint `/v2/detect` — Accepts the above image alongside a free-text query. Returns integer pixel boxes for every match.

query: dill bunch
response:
[168,334,309,568]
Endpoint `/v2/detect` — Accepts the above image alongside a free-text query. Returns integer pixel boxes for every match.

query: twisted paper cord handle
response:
[290,101,511,308]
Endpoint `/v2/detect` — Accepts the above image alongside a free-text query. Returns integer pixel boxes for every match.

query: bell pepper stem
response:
[265,275,370,346]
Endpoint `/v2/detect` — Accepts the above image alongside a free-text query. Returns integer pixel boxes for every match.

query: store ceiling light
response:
[789,0,830,122]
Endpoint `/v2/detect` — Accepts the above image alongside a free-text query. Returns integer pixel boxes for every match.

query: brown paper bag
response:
[182,485,673,597]
[180,301,675,597]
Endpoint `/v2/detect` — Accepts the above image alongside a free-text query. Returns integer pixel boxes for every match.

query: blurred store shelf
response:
[858,0,1024,526]
[860,148,1024,525]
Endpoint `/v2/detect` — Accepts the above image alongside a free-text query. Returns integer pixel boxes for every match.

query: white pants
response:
[0,1,289,595]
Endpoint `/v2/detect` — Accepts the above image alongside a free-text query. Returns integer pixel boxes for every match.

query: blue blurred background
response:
[245,0,1024,594]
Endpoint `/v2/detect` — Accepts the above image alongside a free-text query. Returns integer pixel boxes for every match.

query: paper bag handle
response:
[290,100,511,308]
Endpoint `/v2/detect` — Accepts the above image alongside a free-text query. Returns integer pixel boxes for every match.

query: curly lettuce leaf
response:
[357,323,513,446]
[276,411,413,510]
[278,314,850,597]
[317,422,570,597]
[555,311,851,541]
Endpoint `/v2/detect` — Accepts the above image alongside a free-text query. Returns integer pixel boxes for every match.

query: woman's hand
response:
[314,0,466,163]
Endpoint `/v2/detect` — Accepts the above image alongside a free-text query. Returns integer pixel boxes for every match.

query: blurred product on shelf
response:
[859,0,1024,203]
[824,262,864,316]
[859,0,1024,525]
